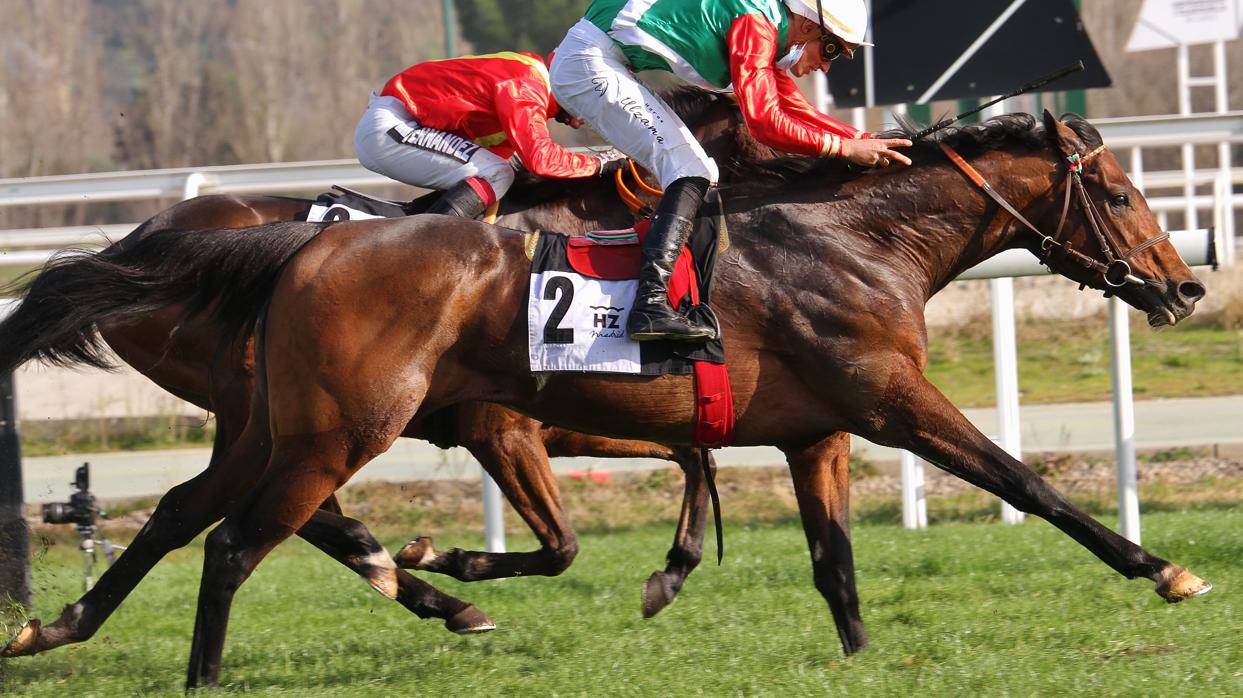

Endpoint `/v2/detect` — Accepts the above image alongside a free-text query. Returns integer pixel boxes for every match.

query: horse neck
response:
[821,146,1063,303]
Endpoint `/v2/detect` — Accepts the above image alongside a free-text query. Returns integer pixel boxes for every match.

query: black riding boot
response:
[626,177,717,342]
[425,179,489,219]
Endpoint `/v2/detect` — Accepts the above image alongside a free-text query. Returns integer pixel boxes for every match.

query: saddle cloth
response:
[527,193,733,447]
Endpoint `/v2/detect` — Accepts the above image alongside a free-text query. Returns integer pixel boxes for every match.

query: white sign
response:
[1126,0,1242,51]
[528,271,642,373]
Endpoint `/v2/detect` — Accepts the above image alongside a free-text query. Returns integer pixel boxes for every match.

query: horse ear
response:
[1042,109,1080,160]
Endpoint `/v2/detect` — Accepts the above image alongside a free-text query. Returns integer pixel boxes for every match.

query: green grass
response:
[926,318,1243,407]
[3,506,1239,696]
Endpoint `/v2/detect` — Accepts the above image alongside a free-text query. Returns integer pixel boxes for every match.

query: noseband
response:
[939,141,1169,292]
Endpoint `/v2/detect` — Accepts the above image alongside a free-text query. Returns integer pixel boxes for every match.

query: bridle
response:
[939,140,1169,293]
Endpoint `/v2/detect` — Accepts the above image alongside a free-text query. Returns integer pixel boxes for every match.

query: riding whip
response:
[912,61,1086,141]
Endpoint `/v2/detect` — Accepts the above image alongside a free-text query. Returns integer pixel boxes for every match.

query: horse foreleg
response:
[640,446,711,618]
[783,433,867,655]
[395,412,578,580]
[541,429,711,616]
[872,372,1211,602]
[2,419,257,658]
[298,504,494,633]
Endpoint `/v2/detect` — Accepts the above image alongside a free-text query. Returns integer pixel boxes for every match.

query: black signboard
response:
[827,0,1111,106]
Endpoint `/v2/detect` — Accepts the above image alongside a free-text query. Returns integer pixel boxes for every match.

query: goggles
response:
[819,34,854,62]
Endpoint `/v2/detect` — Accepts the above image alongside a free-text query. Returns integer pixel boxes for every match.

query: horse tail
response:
[0,222,323,374]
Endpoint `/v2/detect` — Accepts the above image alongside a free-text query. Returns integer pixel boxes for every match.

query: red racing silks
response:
[726,15,864,157]
[381,52,599,178]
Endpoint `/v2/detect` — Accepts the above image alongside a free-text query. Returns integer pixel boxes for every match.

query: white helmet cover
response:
[783,0,871,46]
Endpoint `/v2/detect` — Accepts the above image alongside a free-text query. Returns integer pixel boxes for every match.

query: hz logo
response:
[591,305,623,330]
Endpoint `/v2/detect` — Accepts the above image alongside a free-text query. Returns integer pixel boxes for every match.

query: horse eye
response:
[1109,192,1130,208]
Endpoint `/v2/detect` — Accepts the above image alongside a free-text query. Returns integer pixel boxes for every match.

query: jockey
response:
[550,0,913,342]
[354,52,627,219]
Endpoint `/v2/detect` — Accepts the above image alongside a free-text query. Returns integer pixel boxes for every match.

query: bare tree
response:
[217,0,451,164]
[0,0,111,227]
[111,0,228,170]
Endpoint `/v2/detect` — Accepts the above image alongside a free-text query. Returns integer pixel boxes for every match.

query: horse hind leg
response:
[186,418,407,689]
[299,502,494,633]
[395,409,578,580]
[3,410,261,658]
[783,433,867,655]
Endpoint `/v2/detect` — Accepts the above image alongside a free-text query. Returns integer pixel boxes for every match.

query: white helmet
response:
[783,0,871,46]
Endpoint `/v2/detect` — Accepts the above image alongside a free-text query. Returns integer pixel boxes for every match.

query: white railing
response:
[0,112,1240,263]
[0,159,391,206]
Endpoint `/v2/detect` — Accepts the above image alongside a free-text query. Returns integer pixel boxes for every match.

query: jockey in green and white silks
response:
[550,0,912,342]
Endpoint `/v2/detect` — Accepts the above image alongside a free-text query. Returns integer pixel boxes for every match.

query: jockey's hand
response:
[841,137,913,168]
[595,148,629,177]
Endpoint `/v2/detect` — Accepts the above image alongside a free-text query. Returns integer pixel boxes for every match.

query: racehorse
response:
[156,110,1209,687]
[0,88,771,657]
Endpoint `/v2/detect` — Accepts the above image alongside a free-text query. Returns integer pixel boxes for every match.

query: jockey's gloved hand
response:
[595,148,629,177]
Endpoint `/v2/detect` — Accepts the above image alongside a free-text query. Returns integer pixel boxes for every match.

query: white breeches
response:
[549,19,718,189]
[353,93,516,197]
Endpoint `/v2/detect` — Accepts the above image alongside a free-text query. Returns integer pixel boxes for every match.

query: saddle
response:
[305,185,408,221]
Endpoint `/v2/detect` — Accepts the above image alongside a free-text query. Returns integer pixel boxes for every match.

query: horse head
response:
[1033,110,1206,326]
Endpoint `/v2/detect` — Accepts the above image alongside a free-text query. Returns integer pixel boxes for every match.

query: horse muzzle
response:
[1136,277,1205,328]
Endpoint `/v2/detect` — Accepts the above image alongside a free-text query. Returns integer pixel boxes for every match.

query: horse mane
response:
[720,112,1103,197]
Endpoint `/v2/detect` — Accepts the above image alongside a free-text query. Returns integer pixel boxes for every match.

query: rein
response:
[939,141,1169,292]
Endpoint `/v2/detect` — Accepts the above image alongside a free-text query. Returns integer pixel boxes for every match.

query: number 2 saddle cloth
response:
[526,190,733,447]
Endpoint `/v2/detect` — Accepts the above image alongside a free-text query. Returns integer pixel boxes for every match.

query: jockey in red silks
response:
[550,0,913,342]
[354,52,627,219]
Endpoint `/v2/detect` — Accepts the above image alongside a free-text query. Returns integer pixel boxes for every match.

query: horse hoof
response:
[2,618,41,657]
[642,572,677,618]
[1156,566,1213,603]
[444,605,496,634]
[394,537,436,569]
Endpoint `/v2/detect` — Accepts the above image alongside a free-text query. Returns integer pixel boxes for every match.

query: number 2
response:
[542,276,574,344]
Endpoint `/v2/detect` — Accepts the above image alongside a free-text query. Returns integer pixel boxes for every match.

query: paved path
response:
[22,394,1243,501]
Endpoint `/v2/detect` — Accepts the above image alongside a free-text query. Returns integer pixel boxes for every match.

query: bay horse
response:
[162,110,1208,687]
[0,89,774,658]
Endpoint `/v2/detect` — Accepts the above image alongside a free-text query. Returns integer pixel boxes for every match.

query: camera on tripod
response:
[39,462,123,591]
[41,463,98,528]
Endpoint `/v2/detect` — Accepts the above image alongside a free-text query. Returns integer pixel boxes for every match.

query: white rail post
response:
[1216,174,1235,266]
[1109,297,1140,544]
[982,96,1026,525]
[900,450,927,529]
[1213,38,1234,266]
[991,277,1025,524]
[482,473,506,552]
[182,172,209,200]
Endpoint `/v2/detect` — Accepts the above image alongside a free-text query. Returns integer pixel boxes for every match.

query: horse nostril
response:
[1177,280,1206,304]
